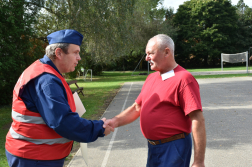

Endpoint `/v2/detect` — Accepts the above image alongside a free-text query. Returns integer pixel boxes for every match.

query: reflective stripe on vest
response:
[11,110,72,144]
[12,110,46,124]
[9,126,71,145]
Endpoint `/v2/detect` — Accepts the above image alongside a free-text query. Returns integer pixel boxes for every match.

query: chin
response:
[151,67,157,71]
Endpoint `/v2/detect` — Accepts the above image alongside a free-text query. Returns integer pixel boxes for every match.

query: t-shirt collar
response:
[161,64,178,81]
[161,70,175,81]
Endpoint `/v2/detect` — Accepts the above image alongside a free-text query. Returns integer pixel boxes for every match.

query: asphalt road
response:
[68,73,252,167]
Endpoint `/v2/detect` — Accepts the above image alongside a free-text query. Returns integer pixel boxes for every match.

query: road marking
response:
[101,82,133,167]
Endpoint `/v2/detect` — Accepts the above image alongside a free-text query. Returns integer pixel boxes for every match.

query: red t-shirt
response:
[135,65,202,140]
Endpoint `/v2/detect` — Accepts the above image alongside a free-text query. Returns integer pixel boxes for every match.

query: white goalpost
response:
[80,67,92,81]
[84,69,92,81]
[221,51,248,73]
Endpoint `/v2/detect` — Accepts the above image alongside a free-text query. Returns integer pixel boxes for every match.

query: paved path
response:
[68,82,146,167]
[68,73,252,167]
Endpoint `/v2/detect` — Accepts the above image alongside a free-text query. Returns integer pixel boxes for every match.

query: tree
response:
[0,0,44,105]
[34,0,177,74]
[235,0,252,52]
[173,0,239,68]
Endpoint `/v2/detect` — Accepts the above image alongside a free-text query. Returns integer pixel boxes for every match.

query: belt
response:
[148,133,190,145]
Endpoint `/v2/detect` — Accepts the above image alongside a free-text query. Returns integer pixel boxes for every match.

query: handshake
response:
[101,117,117,136]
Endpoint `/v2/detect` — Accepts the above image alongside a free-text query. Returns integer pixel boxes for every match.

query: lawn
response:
[0,68,250,166]
[0,106,12,166]
[70,72,148,119]
[187,66,248,72]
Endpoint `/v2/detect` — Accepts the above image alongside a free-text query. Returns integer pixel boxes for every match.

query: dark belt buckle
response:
[148,140,156,145]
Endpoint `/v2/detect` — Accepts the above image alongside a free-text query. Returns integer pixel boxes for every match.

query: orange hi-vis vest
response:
[5,60,76,160]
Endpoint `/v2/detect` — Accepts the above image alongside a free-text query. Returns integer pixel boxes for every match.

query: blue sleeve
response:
[21,73,105,143]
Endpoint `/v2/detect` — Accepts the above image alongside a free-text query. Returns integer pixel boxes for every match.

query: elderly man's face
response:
[60,44,81,73]
[145,40,166,73]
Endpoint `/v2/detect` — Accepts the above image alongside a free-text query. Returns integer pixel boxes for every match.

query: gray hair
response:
[45,43,70,60]
[149,34,174,55]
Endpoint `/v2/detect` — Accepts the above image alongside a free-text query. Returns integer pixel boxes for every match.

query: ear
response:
[164,47,170,57]
[55,48,62,60]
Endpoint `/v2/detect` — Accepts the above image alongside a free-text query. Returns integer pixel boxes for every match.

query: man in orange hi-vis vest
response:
[5,29,114,167]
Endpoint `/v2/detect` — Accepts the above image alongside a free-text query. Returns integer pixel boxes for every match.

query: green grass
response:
[194,73,249,79]
[0,68,250,166]
[187,66,248,72]
[0,106,12,166]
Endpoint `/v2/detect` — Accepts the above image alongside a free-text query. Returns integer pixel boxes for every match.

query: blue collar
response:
[40,55,62,76]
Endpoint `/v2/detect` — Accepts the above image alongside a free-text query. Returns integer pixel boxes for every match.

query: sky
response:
[162,0,252,12]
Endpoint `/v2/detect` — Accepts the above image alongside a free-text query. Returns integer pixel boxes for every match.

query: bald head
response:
[145,34,177,74]
[148,34,174,56]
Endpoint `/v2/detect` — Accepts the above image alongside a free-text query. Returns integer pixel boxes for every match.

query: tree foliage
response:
[234,0,252,52]
[0,0,44,105]
[0,0,176,104]
[34,0,176,74]
[173,0,239,67]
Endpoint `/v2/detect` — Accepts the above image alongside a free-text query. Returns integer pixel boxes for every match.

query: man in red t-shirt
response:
[106,34,206,167]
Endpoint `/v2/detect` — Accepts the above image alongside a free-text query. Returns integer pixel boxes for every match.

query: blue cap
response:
[47,29,83,46]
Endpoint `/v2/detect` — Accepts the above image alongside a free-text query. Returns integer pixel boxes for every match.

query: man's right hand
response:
[101,102,141,135]
[101,118,114,136]
[103,117,119,129]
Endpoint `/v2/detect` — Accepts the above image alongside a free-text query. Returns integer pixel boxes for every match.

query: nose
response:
[145,54,150,61]
[77,54,81,61]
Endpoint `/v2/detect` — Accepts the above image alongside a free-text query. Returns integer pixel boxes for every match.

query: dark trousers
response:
[147,134,192,167]
[5,149,65,167]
